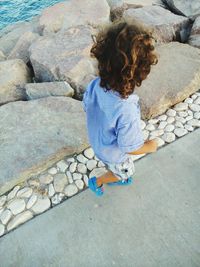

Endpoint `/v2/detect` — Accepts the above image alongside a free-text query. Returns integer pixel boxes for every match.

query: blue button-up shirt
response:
[83,77,144,164]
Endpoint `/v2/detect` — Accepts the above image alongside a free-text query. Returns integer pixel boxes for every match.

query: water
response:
[0,0,65,31]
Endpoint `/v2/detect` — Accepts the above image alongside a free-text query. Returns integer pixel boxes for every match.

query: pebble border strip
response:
[0,90,200,237]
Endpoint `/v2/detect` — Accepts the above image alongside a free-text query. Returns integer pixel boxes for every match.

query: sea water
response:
[0,0,65,31]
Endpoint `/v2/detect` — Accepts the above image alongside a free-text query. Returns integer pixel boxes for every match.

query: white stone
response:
[140,120,146,130]
[187,110,193,116]
[0,209,12,225]
[75,180,84,190]
[185,125,194,132]
[31,196,51,214]
[158,121,167,129]
[98,161,105,167]
[194,112,200,120]
[48,184,55,197]
[0,195,6,207]
[164,124,175,132]
[158,114,167,121]
[191,94,197,100]
[148,118,159,124]
[83,175,89,186]
[77,163,87,174]
[166,109,176,117]
[89,168,107,178]
[56,160,69,172]
[167,116,175,124]
[185,115,193,121]
[178,111,188,117]
[145,124,155,131]
[26,194,37,209]
[174,102,188,111]
[0,223,5,237]
[64,184,78,197]
[87,160,97,171]
[189,104,200,112]
[154,137,165,147]
[7,199,26,215]
[69,162,77,173]
[194,97,200,105]
[77,154,88,164]
[142,130,149,141]
[51,193,65,206]
[150,129,164,137]
[84,147,95,159]
[73,173,82,180]
[187,119,200,127]
[48,167,57,175]
[39,174,53,185]
[184,98,193,104]
[174,128,188,137]
[7,186,20,200]
[53,173,68,192]
[176,116,186,124]
[0,207,4,216]
[175,121,184,128]
[28,178,40,187]
[66,171,73,184]
[17,187,33,198]
[67,157,75,163]
[162,133,176,143]
[7,211,33,231]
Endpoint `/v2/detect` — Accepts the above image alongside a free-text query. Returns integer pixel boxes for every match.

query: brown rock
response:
[0,96,88,196]
[135,42,200,119]
[39,0,110,34]
[0,59,31,105]
[123,5,190,43]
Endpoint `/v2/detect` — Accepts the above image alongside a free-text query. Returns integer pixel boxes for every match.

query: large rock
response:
[30,25,97,97]
[188,16,200,49]
[123,6,190,43]
[135,42,200,119]
[0,51,6,61]
[0,59,31,105]
[162,0,200,19]
[39,0,110,34]
[8,31,39,63]
[0,19,39,56]
[0,96,88,196]
[24,81,74,100]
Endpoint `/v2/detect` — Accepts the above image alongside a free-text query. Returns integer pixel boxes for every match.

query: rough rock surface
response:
[0,51,6,61]
[123,5,190,43]
[24,82,74,100]
[8,31,39,63]
[30,25,96,97]
[162,0,200,19]
[0,96,88,196]
[0,59,31,105]
[135,42,200,119]
[188,16,200,49]
[39,0,110,34]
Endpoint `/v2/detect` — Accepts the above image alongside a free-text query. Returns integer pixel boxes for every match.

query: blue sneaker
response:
[88,176,104,196]
[107,177,133,186]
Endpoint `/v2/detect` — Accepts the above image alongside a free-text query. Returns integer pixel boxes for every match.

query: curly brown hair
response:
[90,19,158,99]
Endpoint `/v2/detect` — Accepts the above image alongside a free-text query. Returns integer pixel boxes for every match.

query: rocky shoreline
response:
[0,0,200,237]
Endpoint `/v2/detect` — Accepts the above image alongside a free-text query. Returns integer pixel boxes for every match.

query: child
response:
[83,19,158,196]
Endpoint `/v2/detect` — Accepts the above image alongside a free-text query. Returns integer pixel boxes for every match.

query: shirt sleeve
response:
[116,112,144,153]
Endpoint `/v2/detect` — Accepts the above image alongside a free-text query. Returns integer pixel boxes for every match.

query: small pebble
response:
[7,211,33,232]
[164,124,175,132]
[48,184,55,197]
[69,162,77,173]
[7,186,20,201]
[184,98,193,104]
[0,195,6,207]
[87,160,97,171]
[53,174,68,192]
[66,171,73,184]
[148,118,159,124]
[75,180,84,190]
[26,195,38,209]
[185,125,194,132]
[77,154,88,164]
[189,104,200,112]
[48,167,57,175]
[150,129,164,137]
[175,121,184,128]
[194,112,200,120]
[67,157,75,163]
[77,163,87,174]
[83,175,89,186]
[194,97,200,105]
[174,103,188,111]
[31,196,51,214]
[187,119,200,127]
[0,209,12,225]
[0,223,5,237]
[17,187,33,198]
[176,116,186,124]
[73,173,82,180]
[145,124,155,131]
[185,115,193,121]
[64,184,78,197]
[56,160,69,172]
[162,133,176,143]
[167,116,175,124]
[178,111,188,118]
[51,193,65,206]
[174,128,188,137]
[158,121,167,130]
[7,199,26,215]
[84,147,95,159]
[158,114,167,121]
[166,109,176,117]
[191,94,197,100]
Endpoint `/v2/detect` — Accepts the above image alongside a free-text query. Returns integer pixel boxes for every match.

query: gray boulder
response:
[25,81,74,100]
[188,16,200,49]
[123,5,190,43]
[39,0,110,34]
[0,96,88,196]
[0,51,6,61]
[0,59,31,106]
[8,31,39,63]
[135,42,200,119]
[29,25,97,97]
[162,0,200,19]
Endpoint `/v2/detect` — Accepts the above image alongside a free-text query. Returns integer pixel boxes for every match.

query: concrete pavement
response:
[0,129,200,267]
